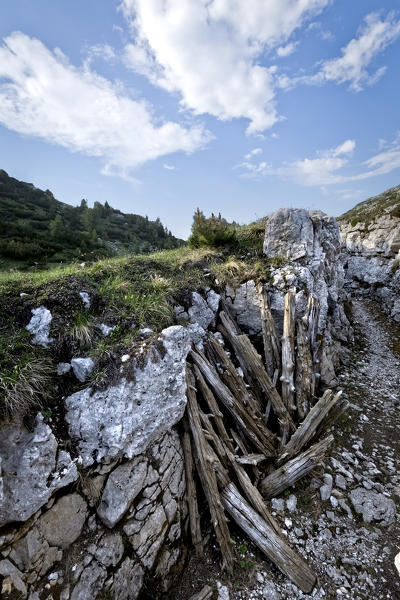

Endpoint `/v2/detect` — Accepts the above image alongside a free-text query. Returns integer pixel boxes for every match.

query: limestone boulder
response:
[0,414,77,525]
[65,326,190,466]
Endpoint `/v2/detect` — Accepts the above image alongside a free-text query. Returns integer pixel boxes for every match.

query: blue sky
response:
[1,1,400,239]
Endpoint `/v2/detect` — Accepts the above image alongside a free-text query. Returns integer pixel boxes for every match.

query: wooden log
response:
[182,418,203,557]
[190,349,276,457]
[257,282,281,379]
[306,295,321,397]
[192,364,234,453]
[205,333,261,415]
[221,483,317,594]
[189,585,213,600]
[200,409,281,537]
[260,435,334,499]
[281,291,296,415]
[295,314,313,420]
[219,311,295,444]
[315,394,349,440]
[185,367,234,572]
[279,390,340,464]
[235,454,267,466]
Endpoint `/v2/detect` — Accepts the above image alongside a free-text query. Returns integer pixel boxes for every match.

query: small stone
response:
[26,306,54,347]
[335,474,347,490]
[99,324,116,337]
[121,354,130,363]
[79,291,90,308]
[140,328,153,338]
[57,362,71,376]
[286,494,297,512]
[71,357,95,382]
[320,473,333,501]
[271,498,285,512]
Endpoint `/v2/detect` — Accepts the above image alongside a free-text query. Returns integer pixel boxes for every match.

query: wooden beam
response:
[185,367,234,572]
[257,282,281,379]
[260,435,334,499]
[221,483,317,594]
[281,291,296,415]
[182,417,203,557]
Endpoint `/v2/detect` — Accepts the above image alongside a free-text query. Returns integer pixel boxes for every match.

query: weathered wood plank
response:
[221,483,317,594]
[182,418,203,557]
[260,435,334,499]
[190,349,276,457]
[295,313,313,420]
[185,367,234,572]
[189,585,213,600]
[257,282,281,379]
[219,311,295,444]
[279,390,340,464]
[281,291,296,415]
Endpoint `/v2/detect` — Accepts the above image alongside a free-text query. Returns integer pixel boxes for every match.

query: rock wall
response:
[225,209,352,388]
[0,327,191,600]
[340,213,400,321]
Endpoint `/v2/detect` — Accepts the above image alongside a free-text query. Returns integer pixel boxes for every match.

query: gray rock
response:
[65,326,190,466]
[320,473,333,501]
[286,494,297,513]
[264,208,315,260]
[38,493,88,548]
[225,280,262,336]
[140,327,153,338]
[97,457,148,527]
[0,559,27,595]
[262,580,279,600]
[271,498,285,512]
[70,561,106,600]
[71,357,95,383]
[110,558,144,600]
[206,289,221,313]
[99,323,116,337]
[335,474,347,490]
[79,291,90,308]
[57,362,71,375]
[26,306,53,347]
[0,414,77,525]
[94,533,124,567]
[188,292,215,329]
[349,487,396,526]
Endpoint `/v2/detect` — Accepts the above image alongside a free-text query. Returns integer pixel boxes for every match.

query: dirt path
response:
[167,299,400,600]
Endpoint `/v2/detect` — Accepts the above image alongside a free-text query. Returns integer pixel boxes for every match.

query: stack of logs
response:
[183,288,348,594]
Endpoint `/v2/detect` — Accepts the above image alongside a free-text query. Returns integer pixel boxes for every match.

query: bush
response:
[188,209,236,248]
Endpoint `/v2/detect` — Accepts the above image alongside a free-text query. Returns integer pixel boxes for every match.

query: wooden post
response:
[182,417,203,557]
[257,282,281,379]
[219,311,295,445]
[185,367,234,572]
[281,291,296,415]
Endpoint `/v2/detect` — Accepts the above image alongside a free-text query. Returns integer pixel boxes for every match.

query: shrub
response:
[188,209,236,248]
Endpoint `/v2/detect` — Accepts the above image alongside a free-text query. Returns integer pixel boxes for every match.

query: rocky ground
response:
[169,299,400,600]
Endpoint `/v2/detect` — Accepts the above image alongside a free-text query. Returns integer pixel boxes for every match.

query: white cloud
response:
[244,148,263,160]
[277,42,298,57]
[120,0,329,133]
[314,12,400,91]
[163,163,176,170]
[0,32,211,177]
[237,135,400,186]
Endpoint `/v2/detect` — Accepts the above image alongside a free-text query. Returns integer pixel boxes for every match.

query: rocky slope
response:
[339,185,400,320]
[1,202,398,599]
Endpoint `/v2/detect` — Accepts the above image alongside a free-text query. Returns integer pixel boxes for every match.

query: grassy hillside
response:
[0,169,183,268]
[338,184,400,227]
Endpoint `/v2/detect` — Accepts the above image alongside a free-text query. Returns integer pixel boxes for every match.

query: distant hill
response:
[0,170,183,266]
[338,184,400,226]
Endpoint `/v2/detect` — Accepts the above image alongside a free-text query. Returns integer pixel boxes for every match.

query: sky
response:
[0,1,400,239]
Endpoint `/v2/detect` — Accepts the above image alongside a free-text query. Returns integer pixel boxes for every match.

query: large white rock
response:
[26,306,53,347]
[71,357,95,383]
[65,326,191,466]
[0,414,77,525]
